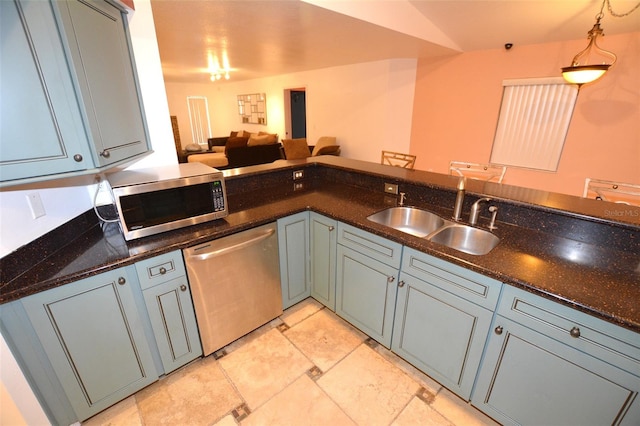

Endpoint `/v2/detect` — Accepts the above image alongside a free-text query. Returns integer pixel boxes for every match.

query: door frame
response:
[283,87,307,140]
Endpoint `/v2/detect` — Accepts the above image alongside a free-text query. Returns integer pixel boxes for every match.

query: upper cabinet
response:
[0,0,150,186]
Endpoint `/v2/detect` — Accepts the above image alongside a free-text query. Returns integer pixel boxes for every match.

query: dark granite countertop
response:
[2,158,639,333]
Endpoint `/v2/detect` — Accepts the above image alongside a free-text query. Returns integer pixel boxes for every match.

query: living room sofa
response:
[187,131,284,169]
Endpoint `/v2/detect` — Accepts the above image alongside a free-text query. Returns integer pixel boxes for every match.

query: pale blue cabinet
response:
[17,266,158,423]
[472,285,640,426]
[278,212,311,309]
[309,212,337,310]
[135,251,202,375]
[392,248,502,399]
[336,223,402,348]
[1,0,149,185]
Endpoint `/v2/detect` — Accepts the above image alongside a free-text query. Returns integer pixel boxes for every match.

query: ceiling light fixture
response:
[562,0,640,86]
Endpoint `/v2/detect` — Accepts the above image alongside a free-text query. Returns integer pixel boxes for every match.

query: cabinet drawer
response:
[135,250,186,290]
[498,285,640,377]
[337,222,402,268]
[401,247,502,310]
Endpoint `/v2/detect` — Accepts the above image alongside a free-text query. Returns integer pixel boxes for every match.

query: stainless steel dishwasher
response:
[183,223,282,356]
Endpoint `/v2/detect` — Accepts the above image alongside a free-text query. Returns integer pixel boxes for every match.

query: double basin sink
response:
[367,206,499,255]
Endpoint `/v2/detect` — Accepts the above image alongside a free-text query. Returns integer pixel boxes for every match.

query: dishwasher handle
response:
[185,227,275,261]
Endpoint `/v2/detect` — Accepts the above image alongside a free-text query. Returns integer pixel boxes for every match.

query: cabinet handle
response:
[569,326,581,338]
[398,280,405,288]
[159,267,167,275]
[117,277,126,285]
[387,276,395,283]
[328,226,335,232]
[180,284,187,292]
[100,150,111,158]
[494,325,503,335]
[73,154,83,162]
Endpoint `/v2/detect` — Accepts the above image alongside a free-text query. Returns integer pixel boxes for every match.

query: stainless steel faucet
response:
[452,177,466,221]
[469,197,492,226]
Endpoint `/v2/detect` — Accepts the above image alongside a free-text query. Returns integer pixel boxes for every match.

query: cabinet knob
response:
[117,277,126,285]
[569,326,581,338]
[494,325,503,335]
[328,226,335,232]
[387,276,395,283]
[100,150,111,158]
[180,284,187,292]
[159,267,167,275]
[398,280,405,288]
[73,154,83,162]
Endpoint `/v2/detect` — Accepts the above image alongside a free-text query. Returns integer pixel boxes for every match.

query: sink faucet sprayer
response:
[398,192,407,207]
[452,177,466,221]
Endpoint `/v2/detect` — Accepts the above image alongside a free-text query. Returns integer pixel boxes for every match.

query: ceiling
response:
[150,0,640,84]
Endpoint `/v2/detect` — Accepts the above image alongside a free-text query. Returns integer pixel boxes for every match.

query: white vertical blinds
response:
[187,96,211,145]
[490,77,578,171]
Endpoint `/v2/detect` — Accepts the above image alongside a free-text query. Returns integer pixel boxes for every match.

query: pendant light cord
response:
[605,0,640,18]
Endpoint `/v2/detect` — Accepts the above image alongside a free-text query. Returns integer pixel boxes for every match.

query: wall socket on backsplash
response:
[293,170,304,180]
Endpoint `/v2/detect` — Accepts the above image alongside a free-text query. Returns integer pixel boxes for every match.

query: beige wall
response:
[164,58,418,163]
[410,32,640,197]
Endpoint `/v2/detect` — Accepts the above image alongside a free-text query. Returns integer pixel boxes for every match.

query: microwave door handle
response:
[185,228,275,261]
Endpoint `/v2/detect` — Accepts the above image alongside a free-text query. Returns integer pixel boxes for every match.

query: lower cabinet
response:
[392,248,501,399]
[335,223,402,348]
[472,286,640,426]
[278,212,311,309]
[309,212,337,310]
[135,251,202,375]
[15,266,158,423]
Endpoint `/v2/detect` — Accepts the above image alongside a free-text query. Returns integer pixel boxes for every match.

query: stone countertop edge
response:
[1,157,638,333]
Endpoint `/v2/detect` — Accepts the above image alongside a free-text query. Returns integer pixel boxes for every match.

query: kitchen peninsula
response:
[1,156,639,425]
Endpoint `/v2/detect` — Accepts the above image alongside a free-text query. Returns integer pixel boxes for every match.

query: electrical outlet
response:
[384,183,398,194]
[26,192,46,219]
[294,182,304,191]
[293,170,304,180]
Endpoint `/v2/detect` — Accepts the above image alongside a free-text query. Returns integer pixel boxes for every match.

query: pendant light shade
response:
[561,3,617,86]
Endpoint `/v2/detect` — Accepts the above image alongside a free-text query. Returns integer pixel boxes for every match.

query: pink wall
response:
[410,32,640,197]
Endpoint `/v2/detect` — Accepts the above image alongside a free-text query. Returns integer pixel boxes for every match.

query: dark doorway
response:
[290,90,306,139]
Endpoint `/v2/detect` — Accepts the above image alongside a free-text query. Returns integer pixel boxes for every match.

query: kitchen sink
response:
[367,206,446,238]
[367,206,500,255]
[427,224,500,256]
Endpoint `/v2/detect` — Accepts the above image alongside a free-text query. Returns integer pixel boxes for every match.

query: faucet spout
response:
[452,177,466,221]
[469,197,492,226]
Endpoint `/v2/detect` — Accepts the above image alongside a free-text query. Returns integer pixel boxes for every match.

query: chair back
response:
[381,151,416,169]
[449,161,506,183]
[583,178,640,206]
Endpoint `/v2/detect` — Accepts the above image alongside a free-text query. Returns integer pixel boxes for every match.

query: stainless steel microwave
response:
[108,163,228,241]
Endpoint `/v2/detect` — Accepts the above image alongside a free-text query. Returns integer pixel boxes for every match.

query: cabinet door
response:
[20,267,158,422]
[1,0,92,182]
[278,212,310,309]
[336,244,398,348]
[309,212,337,310]
[54,0,148,165]
[143,277,202,374]
[392,273,493,399]
[472,317,640,426]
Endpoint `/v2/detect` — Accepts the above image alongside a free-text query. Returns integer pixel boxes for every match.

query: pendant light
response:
[561,1,616,85]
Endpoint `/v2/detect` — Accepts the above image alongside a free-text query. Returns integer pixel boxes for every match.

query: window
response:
[187,96,211,145]
[490,77,578,171]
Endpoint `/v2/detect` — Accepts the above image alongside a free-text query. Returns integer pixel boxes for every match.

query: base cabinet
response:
[392,248,502,399]
[309,212,337,310]
[335,223,402,348]
[135,251,202,375]
[17,267,158,423]
[472,286,640,426]
[278,212,311,309]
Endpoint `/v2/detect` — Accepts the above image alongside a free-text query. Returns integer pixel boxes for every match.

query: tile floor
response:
[84,298,499,426]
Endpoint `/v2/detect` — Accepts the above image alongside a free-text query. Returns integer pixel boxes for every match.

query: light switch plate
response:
[26,193,46,219]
